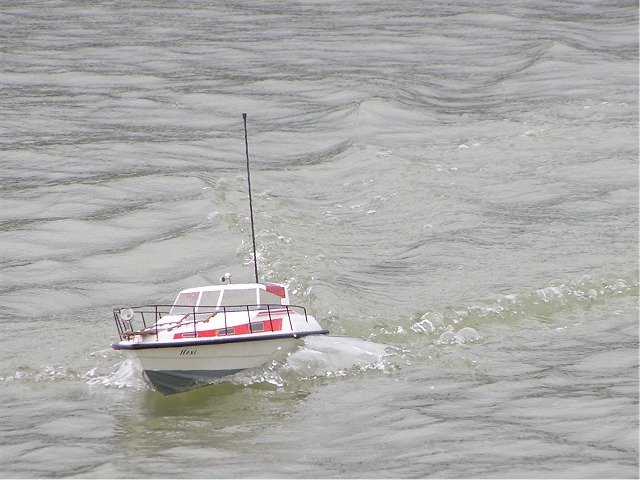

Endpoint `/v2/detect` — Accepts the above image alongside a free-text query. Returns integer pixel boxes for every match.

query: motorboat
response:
[110,114,329,394]
[112,278,328,394]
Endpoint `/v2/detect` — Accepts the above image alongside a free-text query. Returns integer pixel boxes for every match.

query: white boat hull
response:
[118,335,302,394]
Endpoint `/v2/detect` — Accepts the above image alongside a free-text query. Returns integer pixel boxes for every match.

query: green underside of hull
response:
[143,368,243,395]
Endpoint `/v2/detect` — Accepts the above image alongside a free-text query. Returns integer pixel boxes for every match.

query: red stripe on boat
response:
[266,285,286,298]
[173,318,283,339]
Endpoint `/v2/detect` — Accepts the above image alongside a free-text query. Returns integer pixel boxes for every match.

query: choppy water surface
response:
[1,0,638,478]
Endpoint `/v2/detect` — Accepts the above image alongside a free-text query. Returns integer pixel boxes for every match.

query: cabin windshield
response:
[219,288,258,308]
[199,290,220,310]
[170,291,199,314]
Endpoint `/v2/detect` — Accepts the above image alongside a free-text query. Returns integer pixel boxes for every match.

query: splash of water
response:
[84,358,147,391]
[232,335,400,387]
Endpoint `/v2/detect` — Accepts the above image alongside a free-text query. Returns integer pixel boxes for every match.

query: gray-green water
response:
[1,0,638,477]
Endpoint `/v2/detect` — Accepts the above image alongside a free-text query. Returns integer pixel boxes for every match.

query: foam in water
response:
[436,326,483,345]
[2,365,76,383]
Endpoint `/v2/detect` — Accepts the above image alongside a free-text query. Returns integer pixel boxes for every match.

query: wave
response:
[371,272,638,347]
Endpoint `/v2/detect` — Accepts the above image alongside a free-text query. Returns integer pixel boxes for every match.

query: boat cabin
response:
[170,283,289,315]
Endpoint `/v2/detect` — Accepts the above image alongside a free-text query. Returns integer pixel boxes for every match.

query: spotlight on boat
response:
[220,273,232,284]
[120,308,134,321]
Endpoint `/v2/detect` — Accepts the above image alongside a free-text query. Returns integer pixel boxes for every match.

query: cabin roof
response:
[179,283,284,294]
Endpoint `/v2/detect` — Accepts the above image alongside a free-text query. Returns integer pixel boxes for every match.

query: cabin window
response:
[250,322,265,332]
[218,327,235,336]
[170,291,199,314]
[259,290,283,306]
[219,289,258,307]
[199,290,220,311]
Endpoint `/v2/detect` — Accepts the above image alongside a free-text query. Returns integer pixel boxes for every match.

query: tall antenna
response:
[242,113,259,284]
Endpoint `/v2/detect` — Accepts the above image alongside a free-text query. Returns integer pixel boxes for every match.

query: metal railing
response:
[113,303,309,341]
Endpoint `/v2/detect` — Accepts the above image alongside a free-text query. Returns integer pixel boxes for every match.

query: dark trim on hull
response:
[112,330,329,350]
[144,368,243,395]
